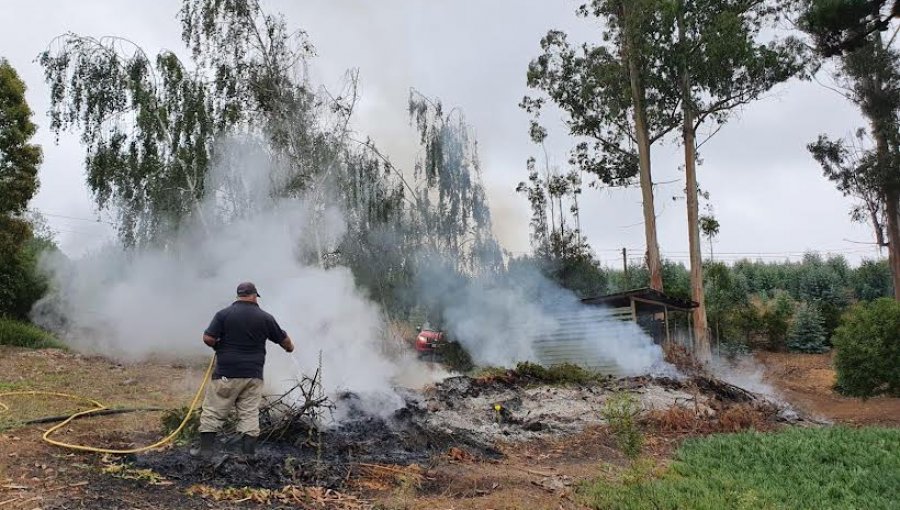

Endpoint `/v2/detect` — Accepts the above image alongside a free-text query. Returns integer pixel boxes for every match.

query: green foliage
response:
[36,0,502,322]
[407,91,503,276]
[800,3,900,298]
[553,253,892,351]
[797,0,898,56]
[658,0,807,132]
[0,233,56,320]
[436,341,474,374]
[579,426,900,510]
[853,259,894,300]
[38,0,328,247]
[833,298,900,397]
[707,254,865,344]
[509,252,608,300]
[788,304,829,353]
[160,406,201,442]
[0,59,47,320]
[514,361,606,385]
[0,318,62,349]
[601,392,643,460]
[764,292,797,350]
[0,59,42,218]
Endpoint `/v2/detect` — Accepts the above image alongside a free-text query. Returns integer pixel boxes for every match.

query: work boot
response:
[190,432,217,461]
[241,434,257,458]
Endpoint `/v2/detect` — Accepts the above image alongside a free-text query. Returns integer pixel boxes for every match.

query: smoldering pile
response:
[135,367,803,491]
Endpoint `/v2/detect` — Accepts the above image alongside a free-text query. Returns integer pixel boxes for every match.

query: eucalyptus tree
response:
[524,0,681,292]
[660,0,805,358]
[799,0,899,56]
[809,129,888,249]
[797,0,900,300]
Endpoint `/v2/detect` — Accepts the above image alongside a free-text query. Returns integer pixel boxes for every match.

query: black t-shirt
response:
[204,300,288,379]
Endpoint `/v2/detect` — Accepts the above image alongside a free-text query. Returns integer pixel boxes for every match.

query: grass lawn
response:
[580,426,900,510]
[0,317,63,349]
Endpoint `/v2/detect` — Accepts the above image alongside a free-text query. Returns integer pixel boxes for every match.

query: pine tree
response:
[788,304,829,353]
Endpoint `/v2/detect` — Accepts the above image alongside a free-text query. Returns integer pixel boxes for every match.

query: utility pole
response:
[622,247,628,282]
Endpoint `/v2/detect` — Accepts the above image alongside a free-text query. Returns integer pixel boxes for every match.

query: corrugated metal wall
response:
[531,306,640,377]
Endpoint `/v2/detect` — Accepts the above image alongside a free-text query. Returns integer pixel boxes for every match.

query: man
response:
[195,282,295,460]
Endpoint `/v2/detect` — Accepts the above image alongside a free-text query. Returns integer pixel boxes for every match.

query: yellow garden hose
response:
[0,356,214,455]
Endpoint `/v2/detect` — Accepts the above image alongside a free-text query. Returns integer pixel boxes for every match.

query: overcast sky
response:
[1,0,882,266]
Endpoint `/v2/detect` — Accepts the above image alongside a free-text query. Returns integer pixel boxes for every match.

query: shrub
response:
[0,235,55,321]
[832,298,900,398]
[514,361,605,385]
[601,392,643,459]
[160,407,201,442]
[787,304,828,353]
[0,317,62,349]
[436,341,474,373]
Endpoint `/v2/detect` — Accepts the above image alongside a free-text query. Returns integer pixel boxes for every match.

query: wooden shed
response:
[581,288,698,347]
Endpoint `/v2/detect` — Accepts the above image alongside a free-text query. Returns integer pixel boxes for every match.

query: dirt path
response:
[756,351,900,426]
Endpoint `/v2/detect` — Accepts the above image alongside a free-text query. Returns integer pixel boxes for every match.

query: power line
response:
[50,228,110,237]
[28,209,116,226]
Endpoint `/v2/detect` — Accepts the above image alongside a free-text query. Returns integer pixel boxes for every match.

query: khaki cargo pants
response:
[199,377,264,437]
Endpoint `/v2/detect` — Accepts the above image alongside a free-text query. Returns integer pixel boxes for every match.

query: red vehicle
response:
[414,325,446,356]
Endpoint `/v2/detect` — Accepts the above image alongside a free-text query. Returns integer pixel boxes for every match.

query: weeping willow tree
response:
[408,91,503,276]
[38,0,344,248]
[38,0,502,319]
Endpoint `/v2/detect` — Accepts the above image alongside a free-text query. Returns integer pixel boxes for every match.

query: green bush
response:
[601,392,643,459]
[160,407,201,442]
[0,317,62,349]
[436,341,474,373]
[0,234,55,321]
[514,361,605,385]
[579,426,900,510]
[832,298,900,398]
[787,304,828,353]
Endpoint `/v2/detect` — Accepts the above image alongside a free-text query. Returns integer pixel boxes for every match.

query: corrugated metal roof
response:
[581,287,698,311]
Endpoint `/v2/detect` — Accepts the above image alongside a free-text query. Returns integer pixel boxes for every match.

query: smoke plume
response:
[415,259,669,376]
[31,138,430,414]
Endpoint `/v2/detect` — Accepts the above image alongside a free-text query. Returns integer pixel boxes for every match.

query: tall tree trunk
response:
[677,3,710,360]
[885,190,900,299]
[863,34,900,300]
[683,109,711,358]
[621,1,663,292]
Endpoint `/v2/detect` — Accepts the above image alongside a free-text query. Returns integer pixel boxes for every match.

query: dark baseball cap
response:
[236,282,261,297]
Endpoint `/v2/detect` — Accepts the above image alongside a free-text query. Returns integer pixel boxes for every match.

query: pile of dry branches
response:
[258,364,334,446]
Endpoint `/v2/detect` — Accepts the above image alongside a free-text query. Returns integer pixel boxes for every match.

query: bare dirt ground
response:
[1,346,894,509]
[756,351,900,426]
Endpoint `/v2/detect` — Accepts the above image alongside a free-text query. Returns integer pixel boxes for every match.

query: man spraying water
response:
[193,282,295,461]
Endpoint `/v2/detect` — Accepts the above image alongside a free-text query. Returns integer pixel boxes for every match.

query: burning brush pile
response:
[135,361,803,493]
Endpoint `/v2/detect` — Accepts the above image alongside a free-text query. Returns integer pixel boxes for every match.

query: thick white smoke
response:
[31,138,432,414]
[415,261,670,376]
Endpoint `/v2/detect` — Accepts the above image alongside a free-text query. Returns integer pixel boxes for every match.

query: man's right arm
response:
[204,311,224,350]
[203,334,219,348]
[280,336,295,353]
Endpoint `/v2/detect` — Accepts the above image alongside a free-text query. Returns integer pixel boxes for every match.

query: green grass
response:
[580,426,900,510]
[0,317,63,349]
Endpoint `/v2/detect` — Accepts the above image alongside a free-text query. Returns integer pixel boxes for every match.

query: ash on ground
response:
[135,372,799,490]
